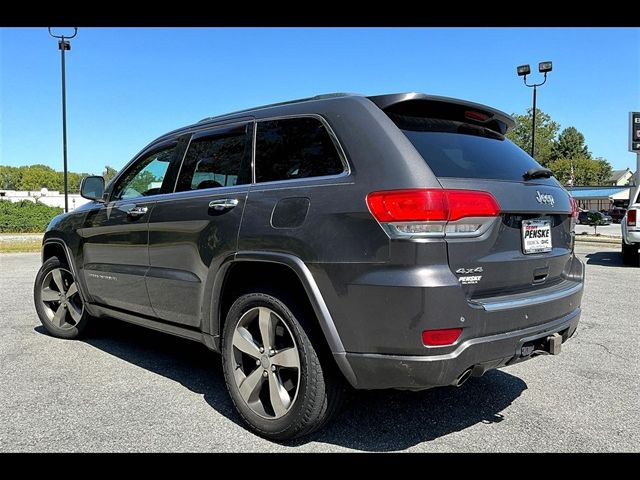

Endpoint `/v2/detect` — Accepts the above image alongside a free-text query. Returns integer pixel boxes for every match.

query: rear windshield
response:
[391,114,550,182]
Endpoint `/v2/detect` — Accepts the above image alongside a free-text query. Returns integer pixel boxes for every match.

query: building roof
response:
[568,187,627,199]
[607,169,631,183]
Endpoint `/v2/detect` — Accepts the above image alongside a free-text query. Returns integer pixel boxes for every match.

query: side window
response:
[112,146,176,200]
[255,117,344,183]
[176,124,252,192]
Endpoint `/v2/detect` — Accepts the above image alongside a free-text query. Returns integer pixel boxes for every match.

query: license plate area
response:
[522,219,552,254]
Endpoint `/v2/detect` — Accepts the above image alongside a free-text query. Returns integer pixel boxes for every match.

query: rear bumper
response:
[624,230,640,244]
[344,307,581,390]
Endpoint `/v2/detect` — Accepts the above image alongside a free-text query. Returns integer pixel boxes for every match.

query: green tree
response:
[67,172,83,194]
[547,157,612,186]
[507,108,560,166]
[103,166,118,185]
[587,211,606,235]
[0,166,19,189]
[128,171,157,196]
[15,165,60,191]
[0,164,95,193]
[551,126,591,161]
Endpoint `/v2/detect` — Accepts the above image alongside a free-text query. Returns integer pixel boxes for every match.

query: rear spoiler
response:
[368,92,516,135]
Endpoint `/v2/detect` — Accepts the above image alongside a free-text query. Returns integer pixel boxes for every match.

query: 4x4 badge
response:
[456,267,483,274]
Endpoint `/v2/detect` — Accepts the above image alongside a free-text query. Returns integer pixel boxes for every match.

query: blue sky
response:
[1,27,639,174]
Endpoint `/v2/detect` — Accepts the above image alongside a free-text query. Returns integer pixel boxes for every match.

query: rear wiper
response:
[523,167,553,180]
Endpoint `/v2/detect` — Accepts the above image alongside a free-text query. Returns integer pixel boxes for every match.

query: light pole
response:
[516,61,553,161]
[48,27,78,213]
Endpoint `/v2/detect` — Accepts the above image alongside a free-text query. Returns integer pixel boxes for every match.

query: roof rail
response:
[196,92,358,124]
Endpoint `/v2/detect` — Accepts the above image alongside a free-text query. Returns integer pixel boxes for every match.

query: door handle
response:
[208,198,239,211]
[126,206,148,218]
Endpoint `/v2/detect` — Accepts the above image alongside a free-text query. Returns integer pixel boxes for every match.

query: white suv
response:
[622,188,640,266]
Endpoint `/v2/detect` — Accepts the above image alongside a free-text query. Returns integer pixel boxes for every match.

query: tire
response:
[221,292,344,441]
[34,256,92,339]
[622,242,640,267]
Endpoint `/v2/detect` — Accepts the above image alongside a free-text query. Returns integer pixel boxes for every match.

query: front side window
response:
[111,146,176,200]
[255,117,344,183]
[176,124,252,192]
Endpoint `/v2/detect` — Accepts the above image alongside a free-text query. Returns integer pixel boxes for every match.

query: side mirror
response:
[80,176,105,202]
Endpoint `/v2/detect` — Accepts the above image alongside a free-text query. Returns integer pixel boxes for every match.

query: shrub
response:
[586,211,606,235]
[0,199,64,233]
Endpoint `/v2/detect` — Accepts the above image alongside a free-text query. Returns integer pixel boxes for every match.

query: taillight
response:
[569,196,579,218]
[366,189,500,238]
[628,209,637,227]
[422,328,463,346]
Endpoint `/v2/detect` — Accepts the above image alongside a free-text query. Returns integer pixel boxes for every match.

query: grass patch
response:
[0,238,42,253]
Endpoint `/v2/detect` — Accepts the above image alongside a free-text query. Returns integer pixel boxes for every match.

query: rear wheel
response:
[622,242,639,267]
[34,256,92,339]
[221,292,344,441]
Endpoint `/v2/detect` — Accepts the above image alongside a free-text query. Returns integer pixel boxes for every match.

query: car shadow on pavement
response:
[298,370,527,451]
[35,318,528,451]
[584,250,624,267]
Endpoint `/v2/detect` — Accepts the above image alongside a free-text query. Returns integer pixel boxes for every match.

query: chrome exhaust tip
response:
[455,368,473,387]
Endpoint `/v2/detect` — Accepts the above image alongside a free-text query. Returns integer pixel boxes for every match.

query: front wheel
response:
[34,256,92,339]
[221,293,344,441]
[622,241,639,267]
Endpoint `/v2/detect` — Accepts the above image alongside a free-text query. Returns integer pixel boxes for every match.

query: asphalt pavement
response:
[0,244,637,452]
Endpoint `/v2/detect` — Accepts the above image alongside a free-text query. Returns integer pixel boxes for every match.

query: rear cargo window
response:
[390,114,550,182]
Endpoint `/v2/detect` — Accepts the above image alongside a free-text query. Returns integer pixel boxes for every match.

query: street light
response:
[48,27,78,214]
[516,61,552,160]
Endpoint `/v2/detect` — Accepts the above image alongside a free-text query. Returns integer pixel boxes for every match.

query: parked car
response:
[622,190,640,266]
[33,92,584,440]
[577,210,611,225]
[608,207,626,223]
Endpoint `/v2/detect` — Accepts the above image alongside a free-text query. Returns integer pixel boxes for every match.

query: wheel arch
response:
[211,251,357,386]
[41,238,90,306]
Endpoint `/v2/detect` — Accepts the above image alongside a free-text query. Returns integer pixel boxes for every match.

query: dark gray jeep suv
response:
[34,92,584,440]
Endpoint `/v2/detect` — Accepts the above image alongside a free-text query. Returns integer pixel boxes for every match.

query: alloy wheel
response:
[231,306,301,419]
[40,267,84,330]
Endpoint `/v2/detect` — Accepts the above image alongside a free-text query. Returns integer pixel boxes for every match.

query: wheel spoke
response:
[66,282,78,299]
[258,307,276,351]
[68,303,82,323]
[232,327,261,359]
[231,305,300,419]
[271,347,300,370]
[238,367,265,403]
[268,371,291,417]
[52,304,67,327]
[52,269,66,294]
[41,287,60,302]
[40,267,83,331]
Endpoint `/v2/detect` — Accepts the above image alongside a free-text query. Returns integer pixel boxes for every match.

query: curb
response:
[0,233,44,240]
[575,235,620,245]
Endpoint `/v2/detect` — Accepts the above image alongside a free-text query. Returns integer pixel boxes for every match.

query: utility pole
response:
[48,27,78,213]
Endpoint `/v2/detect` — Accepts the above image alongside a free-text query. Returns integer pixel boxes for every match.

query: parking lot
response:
[575,223,621,237]
[0,243,637,452]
